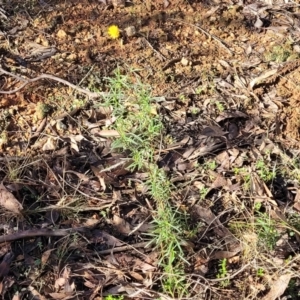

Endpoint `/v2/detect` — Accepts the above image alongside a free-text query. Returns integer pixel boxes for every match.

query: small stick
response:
[0,67,106,99]
[171,18,234,55]
[96,241,150,255]
[0,227,90,243]
[140,36,166,61]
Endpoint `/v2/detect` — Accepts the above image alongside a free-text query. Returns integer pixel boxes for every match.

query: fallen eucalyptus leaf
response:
[0,183,23,214]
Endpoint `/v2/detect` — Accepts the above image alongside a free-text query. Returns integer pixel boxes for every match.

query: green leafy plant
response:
[256,159,275,182]
[104,295,124,300]
[217,258,230,287]
[190,106,200,115]
[103,69,162,170]
[199,186,209,200]
[256,268,264,277]
[100,69,188,296]
[215,101,224,112]
[204,160,217,171]
[264,43,298,63]
[255,212,280,250]
[233,167,251,190]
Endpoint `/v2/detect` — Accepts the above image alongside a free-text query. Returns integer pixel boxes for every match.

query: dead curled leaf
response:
[262,273,292,300]
[0,183,23,214]
[249,69,278,90]
[201,125,226,137]
[111,215,132,235]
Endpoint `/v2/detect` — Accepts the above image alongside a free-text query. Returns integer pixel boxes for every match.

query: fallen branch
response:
[0,227,91,243]
[0,228,150,256]
[0,67,106,99]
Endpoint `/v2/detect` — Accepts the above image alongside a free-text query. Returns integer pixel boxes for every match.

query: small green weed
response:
[287,213,300,233]
[35,102,52,119]
[5,157,35,183]
[179,94,188,103]
[282,157,300,182]
[199,186,209,200]
[256,159,275,182]
[190,106,200,115]
[104,295,124,300]
[256,268,264,277]
[162,266,188,297]
[230,209,280,253]
[195,86,204,95]
[217,258,230,287]
[255,212,279,250]
[254,202,262,211]
[264,43,298,63]
[215,101,225,112]
[204,160,217,171]
[233,167,251,190]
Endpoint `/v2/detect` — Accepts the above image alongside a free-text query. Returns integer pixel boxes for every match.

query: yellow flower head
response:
[108,25,120,39]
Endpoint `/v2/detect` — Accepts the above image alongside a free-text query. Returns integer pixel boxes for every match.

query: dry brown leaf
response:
[210,250,240,259]
[28,286,47,300]
[262,273,292,300]
[91,166,106,190]
[129,271,144,281]
[249,69,278,90]
[216,151,230,169]
[54,277,65,289]
[41,249,54,266]
[201,125,226,137]
[215,111,248,122]
[92,230,124,247]
[84,280,96,289]
[42,137,57,151]
[68,136,79,152]
[44,209,60,225]
[98,129,120,137]
[293,189,300,212]
[254,16,264,28]
[56,29,67,39]
[11,293,20,300]
[49,292,75,300]
[111,215,132,235]
[0,183,23,214]
[65,170,89,183]
[210,174,227,189]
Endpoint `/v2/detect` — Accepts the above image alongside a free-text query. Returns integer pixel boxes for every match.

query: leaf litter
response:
[0,0,299,299]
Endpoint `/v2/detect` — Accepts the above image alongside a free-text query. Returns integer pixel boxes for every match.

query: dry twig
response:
[0,227,91,243]
[171,19,234,55]
[0,67,106,99]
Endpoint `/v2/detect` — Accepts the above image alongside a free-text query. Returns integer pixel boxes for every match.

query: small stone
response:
[293,45,300,53]
[111,0,125,7]
[57,29,67,39]
[124,26,136,37]
[181,57,189,66]
[67,53,77,61]
[56,120,67,131]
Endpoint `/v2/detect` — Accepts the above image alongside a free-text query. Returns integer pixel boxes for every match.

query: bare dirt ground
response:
[0,0,300,299]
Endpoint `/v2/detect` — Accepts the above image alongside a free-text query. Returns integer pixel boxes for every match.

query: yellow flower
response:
[108,25,120,39]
